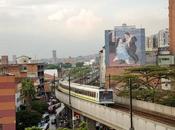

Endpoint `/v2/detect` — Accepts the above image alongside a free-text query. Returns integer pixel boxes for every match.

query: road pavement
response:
[49,103,65,130]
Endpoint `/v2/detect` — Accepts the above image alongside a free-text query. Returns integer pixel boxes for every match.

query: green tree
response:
[76,62,84,67]
[57,128,70,130]
[25,126,42,130]
[78,121,88,130]
[46,64,58,69]
[62,63,72,68]
[16,110,42,130]
[111,65,175,103]
[21,79,36,106]
[31,100,49,114]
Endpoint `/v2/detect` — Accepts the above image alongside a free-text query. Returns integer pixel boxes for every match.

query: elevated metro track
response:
[110,103,175,127]
[55,89,175,130]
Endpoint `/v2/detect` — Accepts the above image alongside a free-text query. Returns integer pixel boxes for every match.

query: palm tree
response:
[21,79,36,107]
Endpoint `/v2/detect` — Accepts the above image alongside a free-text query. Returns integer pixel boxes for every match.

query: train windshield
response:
[99,91,113,102]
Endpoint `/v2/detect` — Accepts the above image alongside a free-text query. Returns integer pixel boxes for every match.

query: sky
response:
[0,0,168,59]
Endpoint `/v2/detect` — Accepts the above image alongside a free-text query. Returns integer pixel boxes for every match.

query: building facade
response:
[0,75,16,130]
[157,29,169,48]
[145,35,158,52]
[105,24,146,67]
[169,0,175,54]
[0,56,9,65]
[99,47,106,88]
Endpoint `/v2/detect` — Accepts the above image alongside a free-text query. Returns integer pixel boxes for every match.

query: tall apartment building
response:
[52,50,57,64]
[99,47,106,88]
[0,56,9,65]
[145,34,158,52]
[12,55,17,64]
[0,75,16,130]
[105,24,146,66]
[157,29,169,48]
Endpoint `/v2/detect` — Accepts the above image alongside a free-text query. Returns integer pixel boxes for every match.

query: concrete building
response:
[16,55,32,64]
[99,47,106,88]
[169,0,175,55]
[157,29,169,48]
[52,50,57,64]
[0,63,45,95]
[52,50,57,59]
[0,75,16,130]
[145,35,158,52]
[105,24,146,66]
[1,56,9,65]
[12,55,17,64]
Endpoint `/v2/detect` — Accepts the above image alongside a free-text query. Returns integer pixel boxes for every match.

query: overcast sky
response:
[0,0,168,59]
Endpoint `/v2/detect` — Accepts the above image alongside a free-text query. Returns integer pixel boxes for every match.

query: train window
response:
[99,91,113,102]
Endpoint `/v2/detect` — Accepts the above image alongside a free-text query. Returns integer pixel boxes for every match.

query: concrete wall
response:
[114,96,175,117]
[55,90,175,130]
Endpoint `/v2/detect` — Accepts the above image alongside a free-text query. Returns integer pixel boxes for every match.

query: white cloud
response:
[47,8,103,35]
[48,8,75,21]
[0,0,7,7]
[65,9,102,30]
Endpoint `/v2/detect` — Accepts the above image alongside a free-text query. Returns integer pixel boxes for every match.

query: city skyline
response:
[0,0,168,59]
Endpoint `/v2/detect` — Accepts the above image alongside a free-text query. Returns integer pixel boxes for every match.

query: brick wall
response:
[169,0,175,54]
[0,76,16,130]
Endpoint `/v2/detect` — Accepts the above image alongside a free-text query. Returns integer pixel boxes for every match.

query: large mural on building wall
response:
[105,26,145,66]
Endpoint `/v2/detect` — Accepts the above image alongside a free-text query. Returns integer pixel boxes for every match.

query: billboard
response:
[105,25,145,66]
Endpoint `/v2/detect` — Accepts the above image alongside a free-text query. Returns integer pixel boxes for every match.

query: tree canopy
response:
[31,100,48,114]
[111,65,175,105]
[25,126,42,130]
[112,65,175,89]
[21,79,36,106]
[17,110,42,130]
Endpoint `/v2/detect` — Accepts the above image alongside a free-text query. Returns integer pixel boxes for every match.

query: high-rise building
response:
[1,56,9,65]
[12,55,17,64]
[52,50,57,64]
[157,29,169,48]
[52,50,57,59]
[169,0,175,54]
[145,34,158,52]
[99,47,106,88]
[105,24,146,66]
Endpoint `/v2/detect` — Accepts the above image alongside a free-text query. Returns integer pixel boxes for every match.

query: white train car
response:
[58,80,114,104]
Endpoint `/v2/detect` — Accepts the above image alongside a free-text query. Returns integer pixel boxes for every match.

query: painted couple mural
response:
[113,32,139,65]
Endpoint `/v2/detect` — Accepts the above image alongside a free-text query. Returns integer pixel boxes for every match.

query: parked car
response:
[38,122,49,130]
[48,103,61,114]
[51,118,56,124]
[42,113,50,123]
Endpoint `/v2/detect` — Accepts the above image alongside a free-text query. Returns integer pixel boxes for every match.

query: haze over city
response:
[0,0,168,59]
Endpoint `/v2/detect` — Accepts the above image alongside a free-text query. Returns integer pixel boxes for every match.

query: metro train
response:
[57,80,114,104]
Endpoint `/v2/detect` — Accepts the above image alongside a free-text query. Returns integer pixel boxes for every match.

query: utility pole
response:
[68,73,74,129]
[109,74,111,88]
[129,78,134,130]
[53,73,56,96]
[68,73,71,106]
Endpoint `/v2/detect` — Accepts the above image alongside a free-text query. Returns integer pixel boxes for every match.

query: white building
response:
[16,55,32,64]
[145,34,158,52]
[99,47,106,88]
[157,28,169,48]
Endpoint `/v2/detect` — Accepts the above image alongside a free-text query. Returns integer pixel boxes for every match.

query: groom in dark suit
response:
[124,32,139,64]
